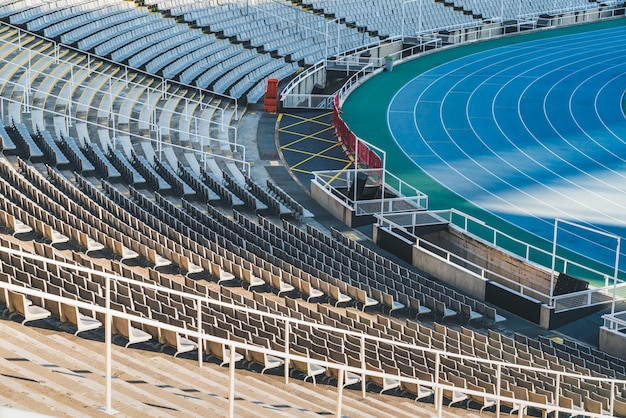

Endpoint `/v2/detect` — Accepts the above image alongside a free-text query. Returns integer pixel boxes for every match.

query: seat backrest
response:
[432,322,446,335]
[528,391,548,408]
[500,388,516,408]
[558,395,573,409]
[0,271,10,307]
[291,347,311,370]
[585,397,602,414]
[562,388,582,408]
[160,328,179,348]
[449,373,466,388]
[112,315,130,337]
[590,392,609,410]
[449,298,461,313]
[478,379,495,395]
[511,385,529,401]
[416,370,434,382]
[614,396,626,417]
[60,302,79,325]
[268,273,279,288]
[440,378,454,397]
[7,290,25,315]
[381,292,392,304]
[467,381,485,400]
[461,302,471,316]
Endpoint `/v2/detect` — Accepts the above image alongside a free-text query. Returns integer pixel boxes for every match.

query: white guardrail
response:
[0,245,622,417]
[0,21,250,173]
[281,3,626,109]
[378,209,626,311]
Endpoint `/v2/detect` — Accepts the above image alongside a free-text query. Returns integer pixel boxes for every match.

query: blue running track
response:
[386,26,626,272]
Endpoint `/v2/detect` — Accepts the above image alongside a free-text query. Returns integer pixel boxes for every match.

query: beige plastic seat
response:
[248,349,284,375]
[445,374,469,408]
[210,260,235,285]
[290,348,326,385]
[409,295,432,317]
[205,339,244,367]
[366,366,400,394]
[270,273,295,296]
[42,223,69,245]
[356,288,378,311]
[112,315,152,348]
[614,396,626,417]
[461,302,482,324]
[559,394,584,418]
[241,268,265,291]
[500,388,522,416]
[467,381,497,413]
[485,306,506,323]
[77,230,105,255]
[8,290,51,325]
[327,353,362,388]
[528,391,556,418]
[60,302,102,336]
[5,213,32,237]
[112,239,139,262]
[143,247,171,270]
[160,328,198,357]
[179,255,203,278]
[435,300,456,323]
[301,280,323,302]
[400,371,435,402]
[329,284,351,307]
[382,292,404,316]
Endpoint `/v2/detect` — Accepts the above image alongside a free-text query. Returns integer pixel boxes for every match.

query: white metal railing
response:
[603,310,626,331]
[281,3,626,110]
[554,284,626,313]
[280,59,326,98]
[8,21,239,125]
[435,209,619,286]
[515,2,613,21]
[0,22,250,174]
[281,58,379,110]
[311,169,428,216]
[0,245,621,418]
[376,211,550,303]
[333,62,381,107]
[377,209,626,311]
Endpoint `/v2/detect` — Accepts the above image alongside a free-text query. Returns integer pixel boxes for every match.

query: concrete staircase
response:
[0,317,470,418]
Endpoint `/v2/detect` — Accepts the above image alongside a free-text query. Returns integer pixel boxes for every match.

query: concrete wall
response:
[579,9,600,22]
[412,243,487,300]
[560,11,578,25]
[378,43,403,59]
[295,68,326,96]
[540,304,553,329]
[374,225,414,264]
[424,227,552,302]
[479,23,504,39]
[413,230,556,328]
[373,223,575,329]
[599,326,626,359]
[311,180,355,228]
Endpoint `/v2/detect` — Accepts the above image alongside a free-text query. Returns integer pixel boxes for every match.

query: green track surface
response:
[341,19,626,283]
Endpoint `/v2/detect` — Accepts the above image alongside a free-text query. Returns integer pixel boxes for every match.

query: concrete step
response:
[0,317,472,418]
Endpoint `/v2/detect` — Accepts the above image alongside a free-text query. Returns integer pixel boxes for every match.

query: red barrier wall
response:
[332,95,382,170]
